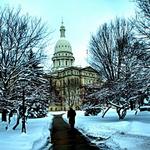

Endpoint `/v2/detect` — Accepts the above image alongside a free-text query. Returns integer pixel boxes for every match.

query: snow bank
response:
[0,114,53,150]
[63,109,150,150]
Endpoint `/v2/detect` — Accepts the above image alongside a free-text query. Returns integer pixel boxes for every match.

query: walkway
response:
[51,114,100,150]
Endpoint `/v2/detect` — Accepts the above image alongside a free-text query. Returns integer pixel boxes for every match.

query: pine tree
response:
[25,49,50,118]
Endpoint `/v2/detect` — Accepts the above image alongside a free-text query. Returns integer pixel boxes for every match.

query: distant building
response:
[48,21,101,111]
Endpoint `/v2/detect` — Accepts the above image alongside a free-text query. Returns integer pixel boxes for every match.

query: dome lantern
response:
[60,20,65,38]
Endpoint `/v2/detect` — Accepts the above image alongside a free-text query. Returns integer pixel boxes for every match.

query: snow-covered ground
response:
[0,113,53,150]
[63,109,150,150]
[0,109,150,150]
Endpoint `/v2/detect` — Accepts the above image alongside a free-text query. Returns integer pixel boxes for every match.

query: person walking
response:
[67,107,76,129]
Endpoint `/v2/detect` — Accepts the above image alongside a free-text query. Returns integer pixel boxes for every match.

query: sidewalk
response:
[51,114,100,150]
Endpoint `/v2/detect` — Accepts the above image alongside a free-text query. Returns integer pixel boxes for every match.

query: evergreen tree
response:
[25,49,50,118]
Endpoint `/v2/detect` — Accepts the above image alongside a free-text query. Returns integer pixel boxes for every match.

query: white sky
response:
[0,0,136,69]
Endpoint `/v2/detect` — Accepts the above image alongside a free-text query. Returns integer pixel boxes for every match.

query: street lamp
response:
[20,78,27,133]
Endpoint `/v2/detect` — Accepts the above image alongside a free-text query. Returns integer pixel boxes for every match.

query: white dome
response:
[54,37,72,53]
[52,22,75,71]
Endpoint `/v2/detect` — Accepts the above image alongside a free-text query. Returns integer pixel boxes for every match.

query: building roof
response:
[54,21,72,54]
[54,38,72,53]
[51,66,98,74]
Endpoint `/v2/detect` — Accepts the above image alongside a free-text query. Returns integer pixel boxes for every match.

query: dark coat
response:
[67,108,76,125]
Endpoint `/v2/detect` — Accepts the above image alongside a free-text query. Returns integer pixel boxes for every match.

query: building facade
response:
[49,22,101,111]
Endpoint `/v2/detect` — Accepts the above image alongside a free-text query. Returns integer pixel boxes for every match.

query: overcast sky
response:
[0,0,136,69]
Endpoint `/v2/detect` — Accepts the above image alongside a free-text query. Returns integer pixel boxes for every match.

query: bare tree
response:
[134,0,150,41]
[88,18,146,119]
[133,0,150,68]
[88,17,150,119]
[89,18,134,82]
[0,7,49,121]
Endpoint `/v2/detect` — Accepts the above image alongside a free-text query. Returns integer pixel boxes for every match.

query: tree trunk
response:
[116,108,127,119]
[102,106,111,118]
[13,115,21,130]
[2,109,8,122]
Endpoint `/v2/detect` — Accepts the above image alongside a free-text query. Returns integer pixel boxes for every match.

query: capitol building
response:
[49,21,101,111]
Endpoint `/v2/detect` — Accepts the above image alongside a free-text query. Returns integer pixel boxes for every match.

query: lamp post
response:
[20,78,27,133]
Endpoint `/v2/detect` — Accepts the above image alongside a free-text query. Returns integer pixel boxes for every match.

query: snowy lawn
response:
[63,109,150,150]
[0,110,150,150]
[0,113,53,150]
